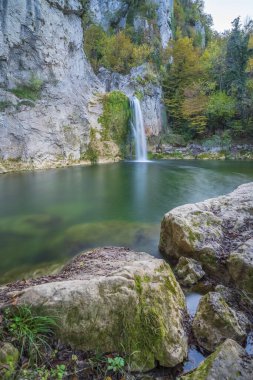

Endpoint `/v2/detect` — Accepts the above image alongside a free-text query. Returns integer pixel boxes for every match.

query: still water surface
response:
[0,160,253,280]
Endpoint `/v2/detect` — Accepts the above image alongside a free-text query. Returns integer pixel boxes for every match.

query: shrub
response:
[84,24,106,72]
[84,26,151,74]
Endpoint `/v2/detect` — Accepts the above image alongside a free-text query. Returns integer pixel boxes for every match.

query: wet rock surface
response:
[180,339,253,380]
[192,292,249,352]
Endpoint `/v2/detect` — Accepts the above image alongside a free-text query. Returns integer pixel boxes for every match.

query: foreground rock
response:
[6,247,188,371]
[159,183,253,293]
[180,339,253,380]
[175,257,205,287]
[192,292,249,352]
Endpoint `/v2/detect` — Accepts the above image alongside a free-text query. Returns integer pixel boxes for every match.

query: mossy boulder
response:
[159,183,253,287]
[0,342,19,379]
[175,257,205,287]
[192,292,249,352]
[180,339,253,380]
[13,247,188,371]
[228,238,253,295]
[159,203,223,274]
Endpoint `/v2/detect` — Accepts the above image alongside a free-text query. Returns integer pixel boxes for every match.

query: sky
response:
[204,0,253,32]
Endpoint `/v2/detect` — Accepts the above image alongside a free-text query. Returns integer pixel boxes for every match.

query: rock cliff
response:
[0,0,173,169]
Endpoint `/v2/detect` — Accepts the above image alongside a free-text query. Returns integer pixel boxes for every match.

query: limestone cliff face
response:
[0,0,173,168]
[0,0,104,167]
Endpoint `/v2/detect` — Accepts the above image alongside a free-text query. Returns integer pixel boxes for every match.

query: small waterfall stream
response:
[130,96,148,162]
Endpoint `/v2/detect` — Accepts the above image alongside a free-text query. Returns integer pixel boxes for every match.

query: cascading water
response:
[130,96,148,162]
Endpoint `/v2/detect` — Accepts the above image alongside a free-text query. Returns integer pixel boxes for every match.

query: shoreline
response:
[1,151,253,175]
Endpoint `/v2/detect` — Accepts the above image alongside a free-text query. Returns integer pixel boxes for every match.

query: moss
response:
[10,75,43,101]
[181,349,218,379]
[134,275,143,295]
[82,128,99,164]
[99,91,131,156]
[185,226,201,245]
[134,89,144,101]
[121,274,167,371]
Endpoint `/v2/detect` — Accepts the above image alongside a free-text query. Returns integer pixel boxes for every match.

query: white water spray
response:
[130,96,148,162]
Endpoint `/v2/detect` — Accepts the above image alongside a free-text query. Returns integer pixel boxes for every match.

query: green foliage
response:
[207,92,236,131]
[84,25,106,72]
[3,306,57,364]
[83,128,99,164]
[11,75,43,101]
[99,91,130,154]
[173,0,213,46]
[107,356,125,373]
[163,36,203,131]
[224,17,253,98]
[84,25,151,74]
[49,364,66,380]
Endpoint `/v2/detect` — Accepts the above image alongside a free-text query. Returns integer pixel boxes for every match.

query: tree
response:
[163,37,202,130]
[182,83,208,135]
[206,92,236,132]
[224,17,253,98]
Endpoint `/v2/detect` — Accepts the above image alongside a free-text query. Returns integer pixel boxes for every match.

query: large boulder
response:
[159,183,253,287]
[180,339,253,380]
[5,247,188,371]
[192,292,249,352]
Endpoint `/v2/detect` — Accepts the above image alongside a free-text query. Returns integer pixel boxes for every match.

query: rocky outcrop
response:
[88,0,173,49]
[159,183,253,293]
[192,292,249,352]
[8,247,188,371]
[151,143,253,160]
[181,339,253,380]
[175,257,205,287]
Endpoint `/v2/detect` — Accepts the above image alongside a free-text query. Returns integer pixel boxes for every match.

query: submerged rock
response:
[10,247,188,371]
[175,257,205,287]
[180,339,253,380]
[192,292,249,352]
[159,183,253,291]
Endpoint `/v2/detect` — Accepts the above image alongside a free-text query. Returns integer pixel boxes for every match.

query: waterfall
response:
[130,96,148,162]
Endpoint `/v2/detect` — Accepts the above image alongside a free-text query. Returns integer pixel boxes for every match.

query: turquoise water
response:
[0,160,253,280]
